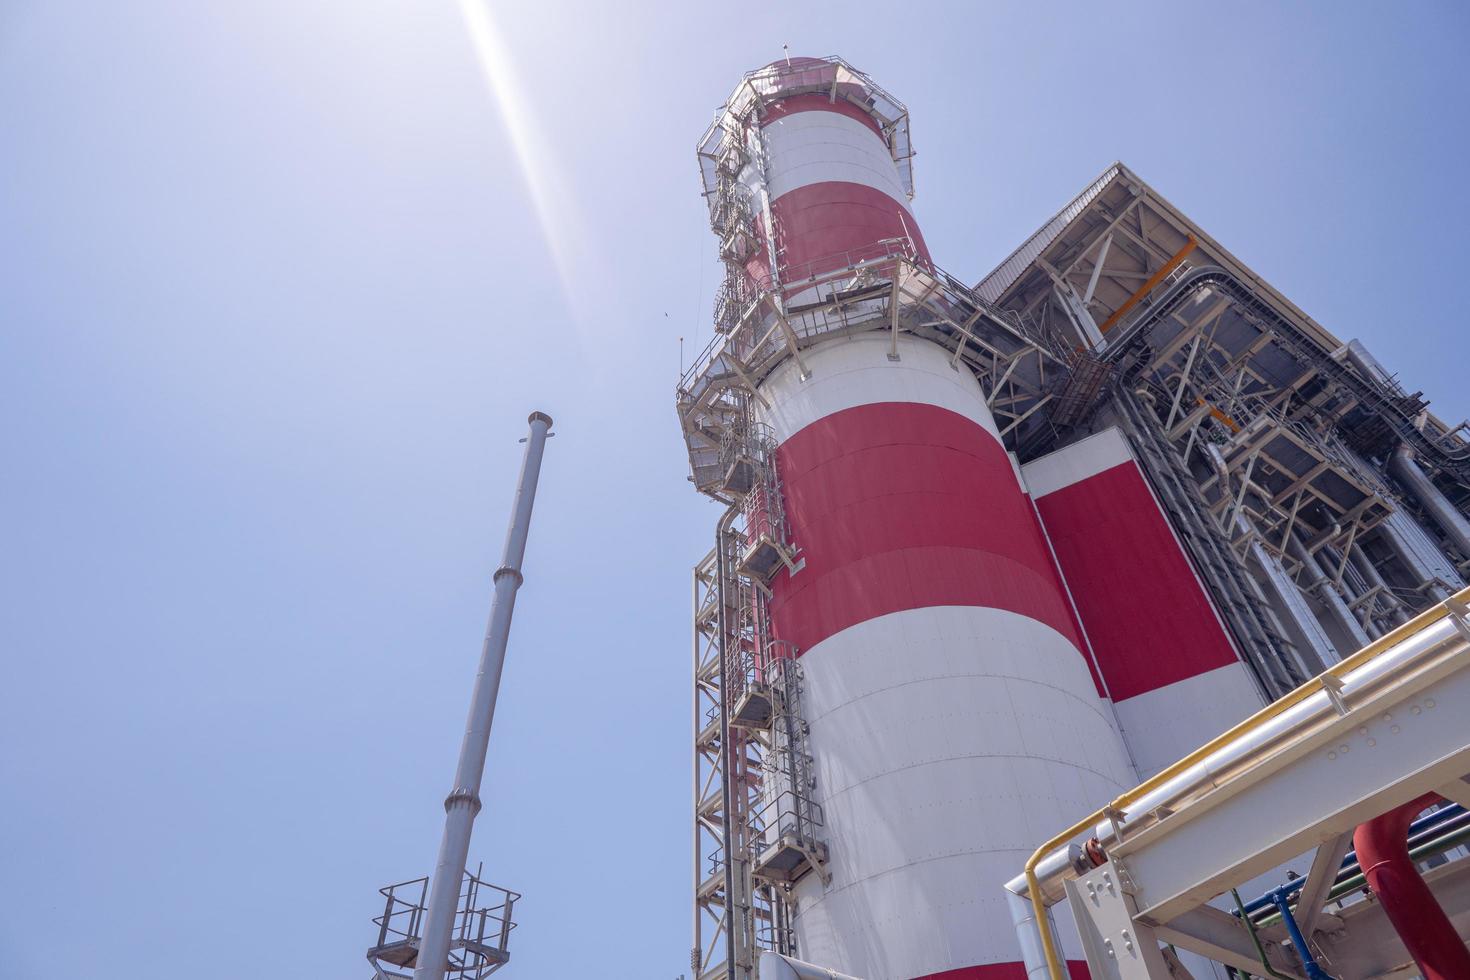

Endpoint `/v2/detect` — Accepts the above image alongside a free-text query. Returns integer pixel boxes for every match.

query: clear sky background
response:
[3,2,1468,977]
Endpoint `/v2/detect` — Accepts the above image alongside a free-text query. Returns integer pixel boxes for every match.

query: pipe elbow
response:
[1353,793,1470,980]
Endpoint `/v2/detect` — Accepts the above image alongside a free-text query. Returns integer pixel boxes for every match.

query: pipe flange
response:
[444,787,483,815]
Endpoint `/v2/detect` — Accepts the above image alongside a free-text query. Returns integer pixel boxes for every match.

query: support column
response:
[1390,444,1470,562]
[1288,530,1370,657]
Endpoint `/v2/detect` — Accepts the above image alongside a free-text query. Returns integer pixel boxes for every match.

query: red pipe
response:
[1353,792,1470,980]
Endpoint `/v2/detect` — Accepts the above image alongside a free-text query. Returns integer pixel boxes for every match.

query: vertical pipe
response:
[1007,885,1055,980]
[691,558,703,977]
[1354,793,1470,980]
[1381,510,1466,592]
[1288,531,1369,655]
[713,506,740,980]
[414,412,554,980]
[1390,444,1470,561]
[1268,889,1334,980]
[1349,545,1412,626]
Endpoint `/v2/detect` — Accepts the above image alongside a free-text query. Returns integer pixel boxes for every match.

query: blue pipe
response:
[1270,888,1337,980]
[1237,804,1464,915]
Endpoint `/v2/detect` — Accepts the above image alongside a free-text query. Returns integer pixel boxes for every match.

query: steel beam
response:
[1109,615,1470,925]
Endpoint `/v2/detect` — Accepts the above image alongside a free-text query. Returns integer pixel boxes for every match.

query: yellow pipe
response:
[1097,236,1198,335]
[1023,584,1470,980]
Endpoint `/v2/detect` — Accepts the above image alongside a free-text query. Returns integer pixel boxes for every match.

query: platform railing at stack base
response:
[678,234,1037,398]
[1012,584,1470,980]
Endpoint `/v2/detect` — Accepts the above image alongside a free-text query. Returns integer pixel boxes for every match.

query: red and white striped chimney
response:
[743,59,1137,980]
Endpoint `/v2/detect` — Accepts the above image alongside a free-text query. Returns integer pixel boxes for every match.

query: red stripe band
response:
[1034,461,1238,700]
[914,959,1092,979]
[768,402,1083,655]
[770,181,930,279]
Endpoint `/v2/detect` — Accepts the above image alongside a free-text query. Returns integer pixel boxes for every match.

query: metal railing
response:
[369,870,519,980]
[753,787,826,857]
[1018,584,1470,980]
[696,55,914,212]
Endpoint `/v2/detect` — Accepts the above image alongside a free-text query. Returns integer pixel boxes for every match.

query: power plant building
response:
[677,57,1470,980]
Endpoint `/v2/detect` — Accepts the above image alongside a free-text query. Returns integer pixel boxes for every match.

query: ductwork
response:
[1101,266,1470,483]
[1354,793,1470,980]
[1389,443,1470,564]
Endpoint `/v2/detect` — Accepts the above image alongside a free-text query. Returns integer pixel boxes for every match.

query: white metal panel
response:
[761,110,913,210]
[791,605,1136,979]
[1112,664,1264,780]
[1065,863,1173,980]
[976,164,1122,303]
[756,333,1001,445]
[1021,427,1135,499]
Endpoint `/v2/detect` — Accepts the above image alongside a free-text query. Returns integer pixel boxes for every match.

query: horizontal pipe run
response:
[1014,585,1470,980]
[1239,804,1467,916]
[1251,821,1470,930]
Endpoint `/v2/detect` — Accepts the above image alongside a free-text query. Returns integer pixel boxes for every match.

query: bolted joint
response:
[444,787,483,815]
[493,566,524,586]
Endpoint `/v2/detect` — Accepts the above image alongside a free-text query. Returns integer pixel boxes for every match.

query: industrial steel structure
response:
[676,56,1470,980]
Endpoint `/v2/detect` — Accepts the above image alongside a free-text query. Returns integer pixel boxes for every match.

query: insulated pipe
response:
[758,950,864,980]
[1353,792,1470,980]
[1382,510,1466,596]
[1327,546,1387,638]
[1006,881,1064,980]
[1389,443,1470,562]
[713,505,740,980]
[1348,545,1412,626]
[1015,586,1470,980]
[416,412,553,980]
[1289,531,1369,654]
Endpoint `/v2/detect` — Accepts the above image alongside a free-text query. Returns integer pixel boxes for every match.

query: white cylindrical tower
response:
[722,56,929,296]
[758,333,1136,979]
[687,57,1137,980]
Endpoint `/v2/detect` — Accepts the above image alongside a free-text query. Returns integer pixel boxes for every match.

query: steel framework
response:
[977,163,1470,699]
[680,75,1470,980]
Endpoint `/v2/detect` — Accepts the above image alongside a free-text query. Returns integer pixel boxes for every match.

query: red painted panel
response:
[761,93,886,137]
[1034,461,1238,701]
[769,403,1084,656]
[913,959,1090,979]
[770,181,930,283]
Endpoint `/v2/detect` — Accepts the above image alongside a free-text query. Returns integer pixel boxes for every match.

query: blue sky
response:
[2,2,1467,977]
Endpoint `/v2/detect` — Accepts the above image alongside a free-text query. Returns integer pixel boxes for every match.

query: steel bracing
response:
[978,162,1470,697]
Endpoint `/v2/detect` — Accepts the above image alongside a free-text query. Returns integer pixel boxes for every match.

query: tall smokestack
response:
[681,57,1134,980]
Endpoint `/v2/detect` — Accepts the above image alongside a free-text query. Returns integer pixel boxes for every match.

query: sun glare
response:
[455,0,587,305]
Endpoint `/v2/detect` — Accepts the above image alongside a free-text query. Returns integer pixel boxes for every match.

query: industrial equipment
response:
[676,55,1470,980]
[367,412,552,980]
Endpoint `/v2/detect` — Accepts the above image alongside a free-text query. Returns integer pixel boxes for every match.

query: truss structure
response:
[976,162,1470,699]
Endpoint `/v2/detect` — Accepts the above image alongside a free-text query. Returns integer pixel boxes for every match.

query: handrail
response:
[1020,584,1470,980]
[676,240,1043,397]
